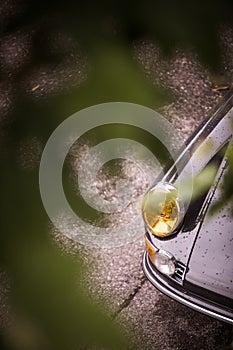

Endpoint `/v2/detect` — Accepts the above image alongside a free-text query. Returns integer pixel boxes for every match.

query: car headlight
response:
[142,182,183,238]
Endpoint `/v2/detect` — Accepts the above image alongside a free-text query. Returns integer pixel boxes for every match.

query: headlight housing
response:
[142,182,184,238]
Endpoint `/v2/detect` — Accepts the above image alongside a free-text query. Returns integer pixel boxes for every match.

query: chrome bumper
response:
[142,251,233,325]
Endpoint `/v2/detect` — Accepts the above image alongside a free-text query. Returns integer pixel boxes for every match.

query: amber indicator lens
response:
[144,235,158,262]
[142,183,180,237]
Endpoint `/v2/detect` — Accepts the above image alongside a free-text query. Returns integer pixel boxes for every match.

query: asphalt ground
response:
[0,1,233,349]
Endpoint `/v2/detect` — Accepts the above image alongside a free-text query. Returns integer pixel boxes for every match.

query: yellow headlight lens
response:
[142,183,181,237]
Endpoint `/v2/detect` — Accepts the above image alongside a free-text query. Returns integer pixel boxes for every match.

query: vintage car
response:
[142,89,233,324]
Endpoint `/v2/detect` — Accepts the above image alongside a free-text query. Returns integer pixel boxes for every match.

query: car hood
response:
[185,168,233,300]
[149,109,232,268]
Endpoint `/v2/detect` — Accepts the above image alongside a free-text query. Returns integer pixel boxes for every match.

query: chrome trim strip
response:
[142,252,233,325]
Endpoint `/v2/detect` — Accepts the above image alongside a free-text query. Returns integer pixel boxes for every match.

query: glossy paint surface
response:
[186,164,233,300]
[148,93,233,266]
[144,90,233,316]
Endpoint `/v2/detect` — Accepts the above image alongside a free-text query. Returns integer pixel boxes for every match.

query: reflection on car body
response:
[142,89,233,324]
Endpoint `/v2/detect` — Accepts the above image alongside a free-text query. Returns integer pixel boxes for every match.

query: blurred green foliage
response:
[1,1,233,349]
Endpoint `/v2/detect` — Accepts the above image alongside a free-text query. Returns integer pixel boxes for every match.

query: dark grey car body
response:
[142,90,233,324]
